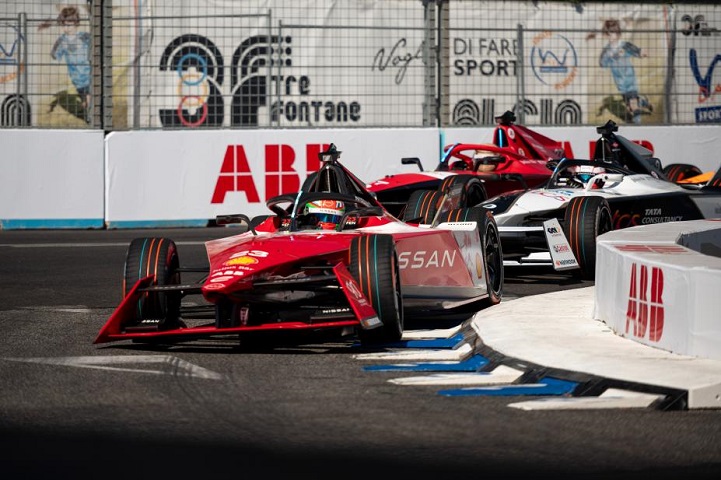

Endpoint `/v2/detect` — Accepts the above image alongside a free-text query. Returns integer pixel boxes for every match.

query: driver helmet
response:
[304,200,345,230]
[473,149,502,172]
[570,164,606,185]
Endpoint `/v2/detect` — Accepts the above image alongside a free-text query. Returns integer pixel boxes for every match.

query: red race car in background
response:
[95,144,503,348]
[367,111,566,219]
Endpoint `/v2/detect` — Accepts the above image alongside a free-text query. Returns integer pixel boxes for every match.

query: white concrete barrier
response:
[2,126,721,229]
[0,129,105,229]
[594,219,721,361]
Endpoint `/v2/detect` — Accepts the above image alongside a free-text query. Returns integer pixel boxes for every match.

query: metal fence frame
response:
[0,1,718,130]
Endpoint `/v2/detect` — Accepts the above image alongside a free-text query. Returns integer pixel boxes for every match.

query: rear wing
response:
[701,165,721,191]
[593,120,667,179]
[493,122,565,162]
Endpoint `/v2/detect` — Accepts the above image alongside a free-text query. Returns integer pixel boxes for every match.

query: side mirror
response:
[215,213,255,234]
[402,157,424,171]
[545,159,560,171]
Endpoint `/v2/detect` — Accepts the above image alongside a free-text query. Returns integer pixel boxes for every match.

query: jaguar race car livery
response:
[366,111,566,218]
[95,145,504,347]
[479,122,721,280]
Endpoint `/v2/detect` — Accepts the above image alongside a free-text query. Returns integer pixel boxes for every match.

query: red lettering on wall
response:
[635,140,654,153]
[638,264,649,337]
[625,262,664,342]
[649,266,664,341]
[616,244,687,254]
[211,145,261,204]
[306,144,329,173]
[560,141,575,159]
[212,143,331,204]
[626,264,638,335]
[265,145,300,200]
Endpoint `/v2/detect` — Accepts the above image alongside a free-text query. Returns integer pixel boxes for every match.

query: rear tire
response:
[402,189,442,223]
[563,196,612,280]
[436,207,503,306]
[663,163,702,182]
[349,234,403,345]
[123,237,181,325]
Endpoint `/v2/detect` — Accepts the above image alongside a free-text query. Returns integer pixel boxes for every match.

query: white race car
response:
[479,121,721,280]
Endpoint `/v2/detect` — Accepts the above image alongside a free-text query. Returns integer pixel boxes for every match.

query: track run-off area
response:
[0,228,719,479]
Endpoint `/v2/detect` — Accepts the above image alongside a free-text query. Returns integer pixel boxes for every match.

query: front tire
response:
[563,196,613,280]
[349,234,403,345]
[123,237,181,325]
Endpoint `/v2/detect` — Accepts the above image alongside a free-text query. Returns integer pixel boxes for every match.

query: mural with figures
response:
[0,1,719,128]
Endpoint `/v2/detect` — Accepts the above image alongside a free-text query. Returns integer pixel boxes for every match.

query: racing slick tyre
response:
[663,163,703,182]
[437,207,503,306]
[349,234,403,345]
[439,174,488,209]
[402,189,442,223]
[563,196,613,281]
[123,237,181,327]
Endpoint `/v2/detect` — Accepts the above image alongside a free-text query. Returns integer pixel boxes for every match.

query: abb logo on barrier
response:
[211,144,329,204]
[625,262,664,342]
[208,140,656,205]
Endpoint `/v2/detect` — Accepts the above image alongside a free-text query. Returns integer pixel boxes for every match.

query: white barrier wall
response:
[0,130,105,229]
[104,129,439,227]
[1,125,721,229]
[594,219,721,361]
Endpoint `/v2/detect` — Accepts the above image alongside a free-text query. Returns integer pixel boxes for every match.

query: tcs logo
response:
[625,262,664,342]
[212,143,328,204]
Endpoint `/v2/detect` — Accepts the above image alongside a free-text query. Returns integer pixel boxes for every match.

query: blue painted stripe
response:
[363,354,489,372]
[0,218,104,229]
[439,130,446,160]
[381,332,466,349]
[438,377,578,397]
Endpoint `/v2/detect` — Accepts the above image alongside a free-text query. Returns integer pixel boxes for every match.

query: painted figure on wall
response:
[590,19,653,124]
[38,5,91,123]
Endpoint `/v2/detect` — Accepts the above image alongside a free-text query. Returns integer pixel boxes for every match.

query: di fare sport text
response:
[452,37,519,76]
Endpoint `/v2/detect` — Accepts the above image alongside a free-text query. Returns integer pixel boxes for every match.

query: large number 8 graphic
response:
[159,33,284,128]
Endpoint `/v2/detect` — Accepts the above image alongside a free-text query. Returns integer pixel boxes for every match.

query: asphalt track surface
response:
[1,228,720,480]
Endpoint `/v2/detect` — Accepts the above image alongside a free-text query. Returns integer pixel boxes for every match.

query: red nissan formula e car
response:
[367,111,566,219]
[95,145,504,347]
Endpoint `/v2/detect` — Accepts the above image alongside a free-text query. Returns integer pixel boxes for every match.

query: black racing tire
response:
[349,234,403,345]
[563,196,613,281]
[436,207,503,306]
[439,174,488,209]
[402,189,442,223]
[663,163,703,182]
[123,237,181,324]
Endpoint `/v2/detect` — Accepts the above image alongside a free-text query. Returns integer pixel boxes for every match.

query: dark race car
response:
[478,121,721,280]
[95,144,504,348]
[366,111,566,219]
